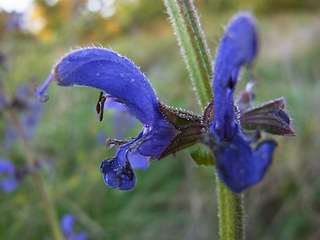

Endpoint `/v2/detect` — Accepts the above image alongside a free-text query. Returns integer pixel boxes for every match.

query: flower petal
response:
[127,149,149,170]
[52,47,160,127]
[213,12,258,140]
[100,146,136,190]
[214,130,277,193]
[138,118,179,157]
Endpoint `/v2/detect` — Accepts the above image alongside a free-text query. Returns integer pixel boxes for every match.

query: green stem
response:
[164,0,213,107]
[217,174,245,240]
[164,1,245,239]
[9,111,63,240]
[182,0,213,85]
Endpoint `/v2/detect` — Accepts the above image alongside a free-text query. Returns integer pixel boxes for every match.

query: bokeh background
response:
[1,0,320,239]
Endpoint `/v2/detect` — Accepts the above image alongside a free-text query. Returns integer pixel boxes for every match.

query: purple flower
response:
[2,84,43,150]
[36,48,203,190]
[5,12,24,31]
[208,12,284,192]
[61,214,88,240]
[0,159,19,193]
[96,131,107,146]
[16,84,43,137]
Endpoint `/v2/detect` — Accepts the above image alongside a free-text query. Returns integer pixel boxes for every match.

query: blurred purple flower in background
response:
[5,12,24,31]
[0,158,32,193]
[104,97,137,139]
[95,94,138,146]
[96,131,107,146]
[0,159,19,193]
[14,84,43,138]
[60,214,88,240]
[1,83,43,150]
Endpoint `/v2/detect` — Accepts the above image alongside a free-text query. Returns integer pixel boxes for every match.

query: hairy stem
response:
[8,111,63,240]
[164,0,213,107]
[217,173,245,240]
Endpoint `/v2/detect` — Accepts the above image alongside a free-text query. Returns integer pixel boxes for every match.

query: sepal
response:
[159,130,202,159]
[240,98,295,136]
[203,99,214,128]
[158,102,203,130]
[157,102,204,159]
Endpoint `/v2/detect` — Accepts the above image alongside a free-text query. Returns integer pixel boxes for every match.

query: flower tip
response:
[229,11,257,33]
[284,130,296,137]
[100,159,136,190]
[34,88,49,103]
[232,11,255,22]
[34,72,54,103]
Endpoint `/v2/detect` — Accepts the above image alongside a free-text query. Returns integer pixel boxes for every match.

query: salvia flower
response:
[0,158,32,193]
[0,159,19,193]
[60,214,88,240]
[206,12,294,193]
[36,48,204,190]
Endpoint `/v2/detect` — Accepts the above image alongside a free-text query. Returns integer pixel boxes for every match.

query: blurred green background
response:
[1,0,320,239]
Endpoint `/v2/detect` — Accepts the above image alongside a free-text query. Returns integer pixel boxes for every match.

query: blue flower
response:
[60,214,88,240]
[36,48,203,190]
[209,12,279,193]
[0,159,19,193]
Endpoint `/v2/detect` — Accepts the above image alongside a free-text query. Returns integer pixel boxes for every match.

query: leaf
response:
[189,144,215,166]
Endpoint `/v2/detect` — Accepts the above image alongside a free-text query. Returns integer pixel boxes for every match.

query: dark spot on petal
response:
[227,76,235,89]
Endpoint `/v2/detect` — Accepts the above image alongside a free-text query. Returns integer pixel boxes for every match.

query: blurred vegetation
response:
[1,0,320,239]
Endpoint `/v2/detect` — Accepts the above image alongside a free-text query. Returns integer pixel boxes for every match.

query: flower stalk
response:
[217,176,245,240]
[163,0,245,239]
[8,111,63,240]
